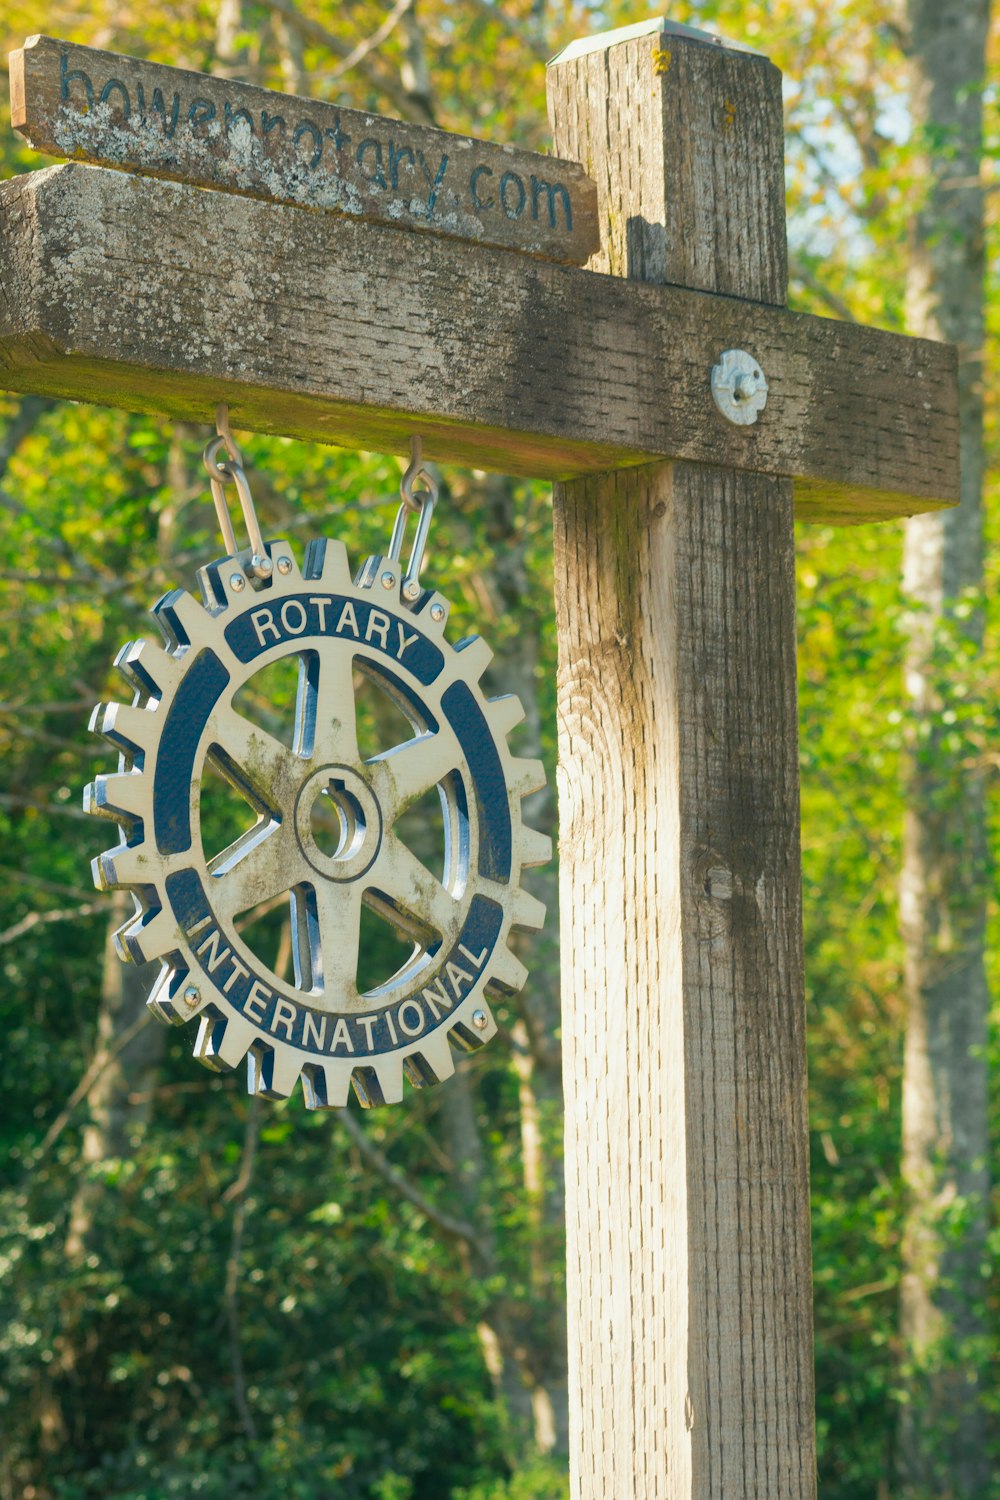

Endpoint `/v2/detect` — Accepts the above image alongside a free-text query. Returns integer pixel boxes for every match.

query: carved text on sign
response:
[9,36,600,264]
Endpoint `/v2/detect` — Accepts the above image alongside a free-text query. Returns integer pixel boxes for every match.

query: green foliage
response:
[452,1458,570,1500]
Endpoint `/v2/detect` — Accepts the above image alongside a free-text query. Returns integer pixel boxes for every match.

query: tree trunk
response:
[214,0,251,80]
[35,895,163,1468]
[437,1065,537,1445]
[65,892,164,1260]
[394,465,567,1453]
[472,472,567,1452]
[899,1,992,1492]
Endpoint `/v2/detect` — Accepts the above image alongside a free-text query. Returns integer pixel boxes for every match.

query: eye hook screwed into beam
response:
[203,404,272,579]
[214,401,244,468]
[389,435,438,602]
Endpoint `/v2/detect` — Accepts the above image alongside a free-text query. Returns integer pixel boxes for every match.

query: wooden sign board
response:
[8,34,600,265]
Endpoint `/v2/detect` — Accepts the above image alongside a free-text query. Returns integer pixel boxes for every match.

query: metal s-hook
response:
[203,405,272,579]
[389,436,438,601]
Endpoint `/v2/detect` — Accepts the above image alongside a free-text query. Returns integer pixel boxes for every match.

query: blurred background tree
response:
[0,3,997,1498]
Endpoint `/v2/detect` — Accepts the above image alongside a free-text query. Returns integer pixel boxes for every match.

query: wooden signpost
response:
[0,16,959,1499]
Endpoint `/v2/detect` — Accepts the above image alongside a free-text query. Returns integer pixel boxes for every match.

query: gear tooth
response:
[487,694,526,736]
[154,587,207,650]
[248,1042,301,1101]
[99,703,158,758]
[111,899,142,960]
[84,772,147,825]
[412,591,450,633]
[304,537,352,587]
[301,1059,352,1110]
[351,1057,404,1108]
[354,554,398,593]
[518,826,552,869]
[117,906,179,964]
[94,844,148,891]
[455,635,493,680]
[510,757,546,798]
[375,1055,405,1105]
[487,943,529,994]
[349,1065,381,1108]
[450,1002,497,1052]
[197,565,224,610]
[117,638,179,699]
[146,964,178,1023]
[265,541,300,583]
[147,966,206,1025]
[510,889,547,932]
[405,1029,456,1088]
[113,639,139,674]
[223,570,252,603]
[195,1011,256,1073]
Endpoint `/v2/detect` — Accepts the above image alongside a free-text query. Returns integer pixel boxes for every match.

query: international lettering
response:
[181,908,495,1057]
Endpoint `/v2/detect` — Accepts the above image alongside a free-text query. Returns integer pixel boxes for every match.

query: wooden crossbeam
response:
[0,162,956,524]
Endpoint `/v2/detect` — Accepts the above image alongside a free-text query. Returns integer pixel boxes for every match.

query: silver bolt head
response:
[403,579,420,601]
[380,570,396,590]
[430,602,445,622]
[276,556,293,575]
[183,985,200,1004]
[472,1008,488,1030]
[229,573,246,592]
[711,348,768,426]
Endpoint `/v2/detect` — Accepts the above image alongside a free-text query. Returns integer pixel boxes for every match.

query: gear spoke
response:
[366,832,462,951]
[313,879,363,1004]
[366,726,462,822]
[300,641,359,764]
[289,885,317,992]
[209,703,303,815]
[210,820,300,922]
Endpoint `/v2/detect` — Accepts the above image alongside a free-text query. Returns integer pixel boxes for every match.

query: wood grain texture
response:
[0,162,957,522]
[549,25,817,1499]
[10,34,599,265]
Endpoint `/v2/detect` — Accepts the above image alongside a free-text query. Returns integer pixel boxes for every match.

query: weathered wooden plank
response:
[9,34,599,265]
[0,162,957,522]
[549,22,817,1499]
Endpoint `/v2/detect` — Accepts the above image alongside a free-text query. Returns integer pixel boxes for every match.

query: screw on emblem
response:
[711,349,768,426]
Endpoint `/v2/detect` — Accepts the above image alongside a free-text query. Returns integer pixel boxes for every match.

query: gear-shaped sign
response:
[85,537,550,1109]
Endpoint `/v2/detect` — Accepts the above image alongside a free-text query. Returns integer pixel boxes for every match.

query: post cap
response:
[548,16,765,67]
